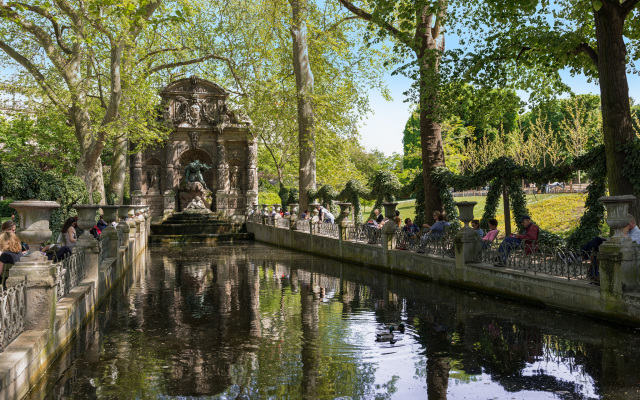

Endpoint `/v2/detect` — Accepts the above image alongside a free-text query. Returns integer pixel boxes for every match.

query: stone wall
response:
[0,216,150,400]
[247,221,640,326]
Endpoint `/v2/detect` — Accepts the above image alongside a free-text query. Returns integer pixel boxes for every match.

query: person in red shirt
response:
[496,215,539,265]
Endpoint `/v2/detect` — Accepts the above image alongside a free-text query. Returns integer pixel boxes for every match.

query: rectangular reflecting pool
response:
[27,242,640,399]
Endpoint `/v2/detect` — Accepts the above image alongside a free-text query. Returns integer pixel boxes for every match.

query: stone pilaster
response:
[164,140,176,191]
[247,140,258,193]
[217,141,228,192]
[131,151,143,192]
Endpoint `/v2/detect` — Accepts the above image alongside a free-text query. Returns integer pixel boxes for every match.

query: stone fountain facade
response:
[129,76,258,218]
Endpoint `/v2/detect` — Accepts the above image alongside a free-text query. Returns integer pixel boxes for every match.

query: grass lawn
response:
[393,193,597,238]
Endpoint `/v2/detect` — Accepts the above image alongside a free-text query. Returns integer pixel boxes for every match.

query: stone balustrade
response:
[0,202,150,399]
[246,195,640,325]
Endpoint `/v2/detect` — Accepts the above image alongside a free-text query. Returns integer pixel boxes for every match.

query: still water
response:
[27,242,640,399]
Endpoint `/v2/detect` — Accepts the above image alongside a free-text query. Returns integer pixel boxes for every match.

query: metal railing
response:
[394,228,455,258]
[276,217,290,229]
[295,219,311,233]
[316,222,339,238]
[0,277,26,351]
[348,224,382,246]
[480,239,594,281]
[55,248,87,300]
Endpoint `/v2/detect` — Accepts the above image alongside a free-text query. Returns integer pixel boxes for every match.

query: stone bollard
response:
[598,195,638,295]
[7,200,60,331]
[74,205,101,281]
[101,205,120,259]
[454,201,480,265]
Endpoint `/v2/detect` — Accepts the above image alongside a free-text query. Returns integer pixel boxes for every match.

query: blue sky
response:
[360,61,640,157]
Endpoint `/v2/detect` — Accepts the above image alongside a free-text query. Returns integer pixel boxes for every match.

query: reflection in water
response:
[26,243,640,399]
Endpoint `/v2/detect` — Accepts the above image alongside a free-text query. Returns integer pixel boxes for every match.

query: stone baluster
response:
[6,201,60,330]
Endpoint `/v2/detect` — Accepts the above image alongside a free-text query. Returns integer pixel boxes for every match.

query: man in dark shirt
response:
[497,215,539,265]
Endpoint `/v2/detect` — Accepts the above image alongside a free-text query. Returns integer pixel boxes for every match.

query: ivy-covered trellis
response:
[430,145,607,247]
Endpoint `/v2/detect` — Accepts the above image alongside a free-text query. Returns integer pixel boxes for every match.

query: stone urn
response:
[10,200,60,259]
[599,195,636,240]
[289,204,299,216]
[337,202,352,226]
[382,202,398,220]
[272,204,281,213]
[261,204,270,215]
[101,205,120,226]
[455,201,477,230]
[74,205,101,243]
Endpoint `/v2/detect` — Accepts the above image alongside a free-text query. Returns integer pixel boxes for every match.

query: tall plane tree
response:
[459,0,640,203]
[289,0,317,212]
[337,0,448,222]
[0,0,222,202]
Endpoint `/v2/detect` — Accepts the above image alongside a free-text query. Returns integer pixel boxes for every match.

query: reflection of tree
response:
[300,281,320,399]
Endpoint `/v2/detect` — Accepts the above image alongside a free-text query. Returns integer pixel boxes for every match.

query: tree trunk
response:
[109,135,128,204]
[417,5,446,224]
[594,4,636,214]
[71,105,106,204]
[290,0,317,214]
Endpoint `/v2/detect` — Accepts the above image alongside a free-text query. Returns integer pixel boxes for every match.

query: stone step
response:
[151,224,239,235]
[149,233,254,244]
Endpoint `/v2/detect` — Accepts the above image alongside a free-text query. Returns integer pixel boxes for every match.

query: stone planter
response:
[101,205,120,225]
[10,200,60,259]
[117,205,132,233]
[252,204,259,214]
[455,201,477,230]
[382,202,398,220]
[272,204,281,213]
[599,195,636,240]
[74,205,101,243]
[261,204,269,215]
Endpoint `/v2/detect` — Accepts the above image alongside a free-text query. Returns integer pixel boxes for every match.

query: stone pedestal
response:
[10,200,60,259]
[179,181,213,210]
[7,260,56,331]
[163,190,176,216]
[455,201,480,264]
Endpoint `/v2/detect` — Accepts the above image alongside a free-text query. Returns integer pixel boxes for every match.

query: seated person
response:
[60,217,78,248]
[481,218,499,249]
[402,218,420,234]
[626,215,640,245]
[300,209,309,220]
[428,214,450,239]
[399,218,420,248]
[0,231,22,287]
[497,215,539,264]
[471,219,484,238]
[393,210,401,227]
[422,210,441,230]
[373,209,384,224]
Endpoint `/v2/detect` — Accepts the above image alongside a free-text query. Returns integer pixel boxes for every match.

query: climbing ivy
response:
[337,179,369,224]
[619,139,640,197]
[368,171,401,219]
[431,145,608,248]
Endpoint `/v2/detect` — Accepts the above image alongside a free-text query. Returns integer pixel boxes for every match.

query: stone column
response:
[164,140,176,191]
[246,140,259,209]
[598,195,638,295]
[216,141,228,214]
[130,151,143,193]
